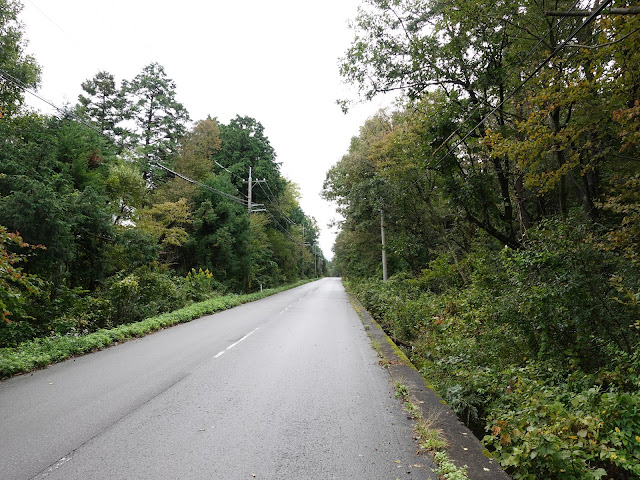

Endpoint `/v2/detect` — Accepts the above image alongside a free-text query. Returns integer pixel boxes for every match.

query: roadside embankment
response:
[349,292,511,480]
[0,280,313,379]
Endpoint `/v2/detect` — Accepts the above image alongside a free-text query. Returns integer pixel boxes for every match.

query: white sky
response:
[19,0,391,259]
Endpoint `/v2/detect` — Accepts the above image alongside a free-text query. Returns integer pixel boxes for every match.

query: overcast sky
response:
[20,0,391,259]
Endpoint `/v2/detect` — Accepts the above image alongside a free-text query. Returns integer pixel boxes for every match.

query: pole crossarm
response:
[245,166,267,214]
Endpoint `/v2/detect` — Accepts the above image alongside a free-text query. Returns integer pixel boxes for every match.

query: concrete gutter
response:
[349,293,511,480]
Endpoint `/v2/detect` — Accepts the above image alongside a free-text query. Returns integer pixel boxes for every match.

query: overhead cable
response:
[0,67,105,136]
[153,162,248,205]
[426,0,613,173]
[430,0,583,158]
[257,182,297,225]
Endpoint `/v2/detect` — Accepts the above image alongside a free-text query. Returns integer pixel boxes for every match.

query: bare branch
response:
[566,26,640,48]
[545,7,640,16]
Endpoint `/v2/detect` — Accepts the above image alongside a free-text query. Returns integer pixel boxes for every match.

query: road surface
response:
[0,278,435,479]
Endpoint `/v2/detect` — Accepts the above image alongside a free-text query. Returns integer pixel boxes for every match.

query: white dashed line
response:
[213,327,259,359]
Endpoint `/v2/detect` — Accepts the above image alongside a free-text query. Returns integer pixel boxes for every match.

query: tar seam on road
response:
[213,327,260,359]
[28,364,203,480]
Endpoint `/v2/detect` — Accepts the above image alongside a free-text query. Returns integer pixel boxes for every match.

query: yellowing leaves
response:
[137,198,192,248]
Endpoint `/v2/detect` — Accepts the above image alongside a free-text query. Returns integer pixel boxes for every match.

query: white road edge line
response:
[213,327,259,359]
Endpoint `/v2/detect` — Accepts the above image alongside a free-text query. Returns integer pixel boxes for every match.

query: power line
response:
[263,210,302,244]
[425,0,613,175]
[26,0,66,33]
[263,179,279,202]
[430,0,583,158]
[257,182,297,225]
[153,162,248,205]
[252,181,314,247]
[0,67,105,136]
[213,159,246,185]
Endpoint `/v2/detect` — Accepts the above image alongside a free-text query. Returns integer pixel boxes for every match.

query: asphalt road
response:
[0,278,436,480]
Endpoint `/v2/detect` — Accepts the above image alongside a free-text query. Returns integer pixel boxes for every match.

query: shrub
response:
[484,366,640,480]
[497,218,639,370]
[0,279,312,379]
[346,224,640,479]
[183,268,224,302]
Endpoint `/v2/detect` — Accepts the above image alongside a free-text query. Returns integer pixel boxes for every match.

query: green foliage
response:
[434,451,468,480]
[0,0,40,116]
[0,279,311,379]
[0,226,43,325]
[105,160,147,226]
[105,267,186,327]
[183,268,224,302]
[483,366,640,479]
[180,180,250,292]
[107,228,160,274]
[496,218,639,368]
[213,115,285,203]
[77,70,129,145]
[348,225,640,478]
[122,62,190,181]
[0,114,115,286]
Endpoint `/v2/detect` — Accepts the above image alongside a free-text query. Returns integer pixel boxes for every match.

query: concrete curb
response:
[348,293,511,480]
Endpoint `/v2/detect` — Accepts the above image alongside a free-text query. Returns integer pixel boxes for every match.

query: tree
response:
[180,175,250,291]
[0,114,115,289]
[77,70,130,148]
[137,198,192,266]
[105,159,147,226]
[154,117,221,205]
[0,226,43,324]
[212,115,285,203]
[338,0,600,248]
[0,0,40,117]
[123,63,190,180]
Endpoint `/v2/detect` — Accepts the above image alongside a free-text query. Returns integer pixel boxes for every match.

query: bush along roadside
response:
[345,228,640,480]
[0,279,312,379]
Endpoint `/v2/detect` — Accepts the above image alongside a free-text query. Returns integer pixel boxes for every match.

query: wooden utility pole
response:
[247,166,252,214]
[245,166,266,214]
[245,166,266,292]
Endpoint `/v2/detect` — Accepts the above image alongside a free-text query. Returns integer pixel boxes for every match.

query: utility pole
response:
[244,166,266,293]
[247,166,252,214]
[245,166,266,214]
[301,224,305,275]
[381,209,388,282]
[313,243,318,278]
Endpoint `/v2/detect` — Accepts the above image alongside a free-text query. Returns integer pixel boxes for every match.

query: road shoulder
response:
[348,292,511,480]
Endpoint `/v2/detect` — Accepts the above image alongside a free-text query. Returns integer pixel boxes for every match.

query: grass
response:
[394,381,468,480]
[0,279,312,379]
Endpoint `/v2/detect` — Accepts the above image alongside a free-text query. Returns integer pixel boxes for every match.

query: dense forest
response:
[325,0,640,478]
[0,0,325,349]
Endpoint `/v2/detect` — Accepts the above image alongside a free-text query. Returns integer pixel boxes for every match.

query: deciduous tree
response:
[0,0,40,116]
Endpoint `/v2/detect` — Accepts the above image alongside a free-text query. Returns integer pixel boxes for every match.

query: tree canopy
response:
[330,1,640,478]
[0,4,325,348]
[0,0,39,117]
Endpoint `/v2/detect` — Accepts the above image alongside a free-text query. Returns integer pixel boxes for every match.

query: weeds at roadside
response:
[370,338,392,368]
[395,381,468,480]
[0,280,312,379]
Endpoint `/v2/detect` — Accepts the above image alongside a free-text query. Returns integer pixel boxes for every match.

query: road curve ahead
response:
[0,278,436,479]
